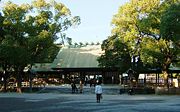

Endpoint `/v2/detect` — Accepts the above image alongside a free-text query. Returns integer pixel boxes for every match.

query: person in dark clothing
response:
[128,88,134,95]
[71,81,77,93]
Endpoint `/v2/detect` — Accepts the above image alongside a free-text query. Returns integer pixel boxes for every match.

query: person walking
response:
[95,81,102,103]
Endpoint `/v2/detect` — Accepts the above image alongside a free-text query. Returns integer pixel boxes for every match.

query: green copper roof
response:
[51,45,103,68]
[31,63,52,71]
[31,45,103,71]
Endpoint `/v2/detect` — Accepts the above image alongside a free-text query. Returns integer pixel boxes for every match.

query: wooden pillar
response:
[29,72,33,93]
[144,74,146,87]
[119,74,122,85]
[102,71,105,84]
[171,73,173,87]
[157,73,159,86]
[178,73,180,88]
[156,73,158,87]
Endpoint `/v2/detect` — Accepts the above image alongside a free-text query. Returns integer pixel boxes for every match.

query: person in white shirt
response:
[95,81,102,103]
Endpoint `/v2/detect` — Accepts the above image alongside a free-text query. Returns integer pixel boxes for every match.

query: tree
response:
[0,12,4,41]
[160,2,180,87]
[0,1,31,92]
[105,0,179,88]
[97,35,131,73]
[112,0,161,67]
[110,0,161,83]
[140,1,180,88]
[0,0,80,92]
[160,3,180,66]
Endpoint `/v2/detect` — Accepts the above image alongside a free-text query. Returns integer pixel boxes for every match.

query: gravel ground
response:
[0,93,180,112]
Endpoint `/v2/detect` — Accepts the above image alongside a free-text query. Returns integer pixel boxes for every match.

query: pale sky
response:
[1,0,130,44]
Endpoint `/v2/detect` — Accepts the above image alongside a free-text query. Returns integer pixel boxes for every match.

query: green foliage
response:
[97,35,131,73]
[0,45,30,68]
[160,3,180,43]
[140,38,171,68]
[160,2,180,67]
[0,13,4,42]
[1,0,80,64]
[111,0,162,61]
[0,0,80,91]
[110,0,179,72]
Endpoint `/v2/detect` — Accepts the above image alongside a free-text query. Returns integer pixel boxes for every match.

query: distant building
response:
[31,45,180,86]
[32,45,120,84]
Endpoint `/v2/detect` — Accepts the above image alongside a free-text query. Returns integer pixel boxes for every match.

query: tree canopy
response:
[97,35,131,73]
[98,0,180,86]
[0,0,80,92]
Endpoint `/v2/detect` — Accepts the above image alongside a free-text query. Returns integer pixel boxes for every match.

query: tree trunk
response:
[2,76,7,92]
[2,71,9,92]
[29,72,33,93]
[162,71,169,89]
[135,73,139,88]
[162,55,171,90]
[16,71,22,93]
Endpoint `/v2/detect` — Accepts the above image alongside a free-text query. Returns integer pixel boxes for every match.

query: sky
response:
[1,0,130,43]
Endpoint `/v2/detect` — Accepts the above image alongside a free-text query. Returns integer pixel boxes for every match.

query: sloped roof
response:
[51,45,103,68]
[31,45,104,72]
[31,63,52,72]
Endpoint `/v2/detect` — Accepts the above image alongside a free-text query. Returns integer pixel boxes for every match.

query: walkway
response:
[38,84,121,94]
